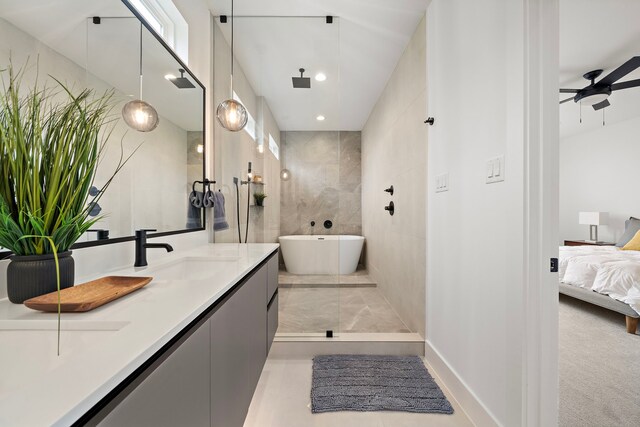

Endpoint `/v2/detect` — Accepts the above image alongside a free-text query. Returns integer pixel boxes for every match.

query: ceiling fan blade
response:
[559,96,575,104]
[592,99,610,111]
[559,88,579,93]
[596,57,640,87]
[611,79,640,91]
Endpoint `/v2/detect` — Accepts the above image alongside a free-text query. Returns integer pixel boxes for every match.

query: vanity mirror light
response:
[0,0,206,256]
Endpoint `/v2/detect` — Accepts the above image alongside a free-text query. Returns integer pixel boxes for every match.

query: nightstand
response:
[563,240,616,247]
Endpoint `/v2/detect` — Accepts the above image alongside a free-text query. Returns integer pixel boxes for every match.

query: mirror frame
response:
[0,0,207,258]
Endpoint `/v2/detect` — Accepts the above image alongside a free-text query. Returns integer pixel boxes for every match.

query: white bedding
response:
[559,245,640,315]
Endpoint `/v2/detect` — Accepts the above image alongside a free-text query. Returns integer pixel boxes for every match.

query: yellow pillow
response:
[622,230,640,251]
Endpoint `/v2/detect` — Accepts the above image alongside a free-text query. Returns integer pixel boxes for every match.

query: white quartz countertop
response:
[0,243,279,426]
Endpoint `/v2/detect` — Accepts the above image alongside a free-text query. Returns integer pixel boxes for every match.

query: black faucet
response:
[134,229,174,267]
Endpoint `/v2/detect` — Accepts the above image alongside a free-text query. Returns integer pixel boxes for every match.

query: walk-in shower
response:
[212,15,417,341]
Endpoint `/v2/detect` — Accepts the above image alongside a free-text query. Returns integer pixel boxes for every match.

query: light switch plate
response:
[436,173,449,193]
[486,156,505,184]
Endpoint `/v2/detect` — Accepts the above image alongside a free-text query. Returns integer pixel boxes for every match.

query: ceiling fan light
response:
[580,93,610,106]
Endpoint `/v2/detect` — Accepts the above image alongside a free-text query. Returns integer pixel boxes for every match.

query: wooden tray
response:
[24,276,153,312]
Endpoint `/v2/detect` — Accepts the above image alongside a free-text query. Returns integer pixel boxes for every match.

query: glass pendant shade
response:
[216,98,248,132]
[280,168,291,181]
[122,99,160,132]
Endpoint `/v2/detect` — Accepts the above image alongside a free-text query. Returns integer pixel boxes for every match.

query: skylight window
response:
[129,0,166,37]
[128,0,189,63]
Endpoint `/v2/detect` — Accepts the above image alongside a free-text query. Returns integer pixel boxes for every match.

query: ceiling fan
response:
[559,56,640,110]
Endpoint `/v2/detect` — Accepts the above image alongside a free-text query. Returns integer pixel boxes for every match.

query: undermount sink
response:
[0,319,129,331]
[144,256,240,281]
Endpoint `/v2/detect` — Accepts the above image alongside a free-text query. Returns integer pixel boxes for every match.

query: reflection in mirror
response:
[0,0,205,251]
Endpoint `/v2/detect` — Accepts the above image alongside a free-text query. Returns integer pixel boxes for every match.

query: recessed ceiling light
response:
[315,73,327,82]
[316,115,325,121]
[164,74,176,81]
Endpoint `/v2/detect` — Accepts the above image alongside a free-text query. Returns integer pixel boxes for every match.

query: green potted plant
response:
[253,192,267,207]
[0,64,132,303]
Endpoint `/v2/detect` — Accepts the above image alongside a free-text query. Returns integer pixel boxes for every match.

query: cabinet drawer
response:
[267,291,278,354]
[267,252,279,303]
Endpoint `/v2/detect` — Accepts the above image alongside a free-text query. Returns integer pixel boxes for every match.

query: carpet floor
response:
[560,294,640,426]
[311,355,453,414]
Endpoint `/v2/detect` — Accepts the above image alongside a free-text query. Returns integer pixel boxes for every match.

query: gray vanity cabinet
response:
[210,266,267,427]
[88,251,278,427]
[267,254,278,303]
[95,319,211,427]
[266,253,279,354]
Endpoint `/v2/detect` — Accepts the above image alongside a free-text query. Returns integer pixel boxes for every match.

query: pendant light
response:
[122,22,159,132]
[216,0,248,132]
[280,169,291,181]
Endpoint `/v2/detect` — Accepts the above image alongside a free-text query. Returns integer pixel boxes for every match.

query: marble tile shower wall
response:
[280,131,362,236]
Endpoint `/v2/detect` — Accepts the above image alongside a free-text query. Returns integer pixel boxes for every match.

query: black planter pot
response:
[6,251,74,304]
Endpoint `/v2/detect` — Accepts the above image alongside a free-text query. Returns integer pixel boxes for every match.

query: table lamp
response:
[579,212,608,243]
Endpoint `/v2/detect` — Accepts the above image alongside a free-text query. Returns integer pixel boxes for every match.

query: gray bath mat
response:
[311,354,454,414]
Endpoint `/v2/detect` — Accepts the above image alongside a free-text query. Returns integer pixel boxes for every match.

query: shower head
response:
[169,69,195,89]
[292,68,311,89]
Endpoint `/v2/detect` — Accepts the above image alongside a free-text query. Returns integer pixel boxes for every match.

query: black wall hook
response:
[192,179,216,193]
[424,117,435,125]
[384,185,394,196]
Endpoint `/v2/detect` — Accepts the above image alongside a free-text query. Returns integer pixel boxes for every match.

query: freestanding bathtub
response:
[279,235,365,275]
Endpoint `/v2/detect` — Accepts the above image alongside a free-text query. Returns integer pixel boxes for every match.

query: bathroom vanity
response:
[0,244,279,427]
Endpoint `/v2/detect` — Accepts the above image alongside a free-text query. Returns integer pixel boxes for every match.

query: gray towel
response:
[213,191,229,231]
[203,190,215,208]
[186,191,203,228]
[189,190,203,208]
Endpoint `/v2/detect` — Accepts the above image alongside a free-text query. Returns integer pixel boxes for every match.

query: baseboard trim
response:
[425,340,500,427]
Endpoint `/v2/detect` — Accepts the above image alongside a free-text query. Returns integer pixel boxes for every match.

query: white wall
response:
[426,0,546,425]
[560,116,640,243]
[361,16,427,338]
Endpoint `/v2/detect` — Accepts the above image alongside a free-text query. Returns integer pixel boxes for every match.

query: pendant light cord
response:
[139,22,143,100]
[230,0,234,97]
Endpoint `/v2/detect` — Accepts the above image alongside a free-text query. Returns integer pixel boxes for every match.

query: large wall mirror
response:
[0,0,205,252]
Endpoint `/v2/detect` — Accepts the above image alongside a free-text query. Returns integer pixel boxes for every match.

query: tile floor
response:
[278,287,411,333]
[243,357,473,427]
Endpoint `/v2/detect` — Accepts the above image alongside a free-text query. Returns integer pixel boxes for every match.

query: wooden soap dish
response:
[24,276,153,312]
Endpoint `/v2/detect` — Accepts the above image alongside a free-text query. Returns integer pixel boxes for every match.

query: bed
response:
[559,245,640,334]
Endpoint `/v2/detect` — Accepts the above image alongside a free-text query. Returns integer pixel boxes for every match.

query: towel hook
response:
[192,179,216,193]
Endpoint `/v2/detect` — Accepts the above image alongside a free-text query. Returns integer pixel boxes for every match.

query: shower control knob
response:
[385,201,395,216]
[384,185,394,196]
